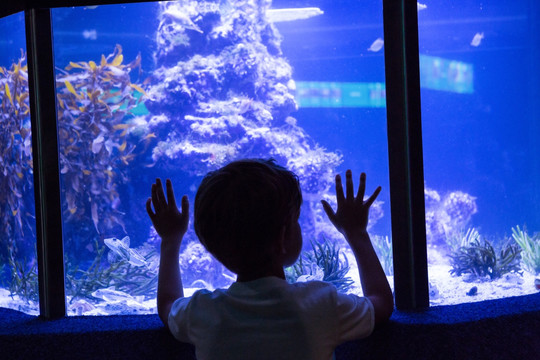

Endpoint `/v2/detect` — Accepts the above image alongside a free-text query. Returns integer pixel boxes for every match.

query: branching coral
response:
[55,44,149,237]
[286,238,354,293]
[449,237,522,280]
[512,226,540,275]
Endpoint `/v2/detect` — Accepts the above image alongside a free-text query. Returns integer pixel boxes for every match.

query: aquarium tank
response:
[0,0,538,316]
[0,11,39,314]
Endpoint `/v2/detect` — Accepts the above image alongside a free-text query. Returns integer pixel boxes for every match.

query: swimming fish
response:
[367,38,384,52]
[266,7,324,23]
[417,2,427,11]
[470,32,484,47]
[162,7,203,33]
[104,236,147,267]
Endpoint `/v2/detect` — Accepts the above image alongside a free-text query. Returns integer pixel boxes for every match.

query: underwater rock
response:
[466,286,478,296]
[425,186,477,250]
[145,0,373,242]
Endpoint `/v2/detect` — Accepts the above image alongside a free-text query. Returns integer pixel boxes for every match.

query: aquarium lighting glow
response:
[296,56,473,108]
[419,55,474,94]
[295,81,386,108]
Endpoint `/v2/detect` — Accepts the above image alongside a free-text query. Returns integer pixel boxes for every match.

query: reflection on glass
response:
[418,1,540,305]
[0,12,38,314]
[52,0,390,316]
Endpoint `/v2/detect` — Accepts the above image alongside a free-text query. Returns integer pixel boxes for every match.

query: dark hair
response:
[194,158,302,273]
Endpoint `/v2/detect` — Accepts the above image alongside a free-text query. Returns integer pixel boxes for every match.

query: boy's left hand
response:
[146,178,189,243]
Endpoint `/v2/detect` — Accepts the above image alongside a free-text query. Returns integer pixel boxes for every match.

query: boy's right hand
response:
[321,170,381,240]
[146,178,189,245]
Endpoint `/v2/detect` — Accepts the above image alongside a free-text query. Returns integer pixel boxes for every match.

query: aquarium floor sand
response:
[1,293,539,359]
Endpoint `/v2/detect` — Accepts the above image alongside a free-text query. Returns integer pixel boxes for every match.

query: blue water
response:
[1,1,539,313]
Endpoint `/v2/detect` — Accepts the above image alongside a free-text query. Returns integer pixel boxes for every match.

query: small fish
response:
[162,8,203,33]
[417,2,427,11]
[82,29,97,40]
[266,7,324,23]
[470,32,484,47]
[368,38,384,52]
[104,236,147,267]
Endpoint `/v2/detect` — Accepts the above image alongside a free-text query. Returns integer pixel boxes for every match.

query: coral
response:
[445,227,480,254]
[371,235,393,276]
[179,240,231,288]
[145,0,387,244]
[512,226,540,275]
[286,238,354,293]
[425,186,477,250]
[449,237,521,280]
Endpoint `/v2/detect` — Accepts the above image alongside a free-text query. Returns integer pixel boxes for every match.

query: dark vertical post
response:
[25,7,66,319]
[382,0,429,309]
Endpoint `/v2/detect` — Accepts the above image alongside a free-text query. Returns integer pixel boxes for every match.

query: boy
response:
[146,159,393,360]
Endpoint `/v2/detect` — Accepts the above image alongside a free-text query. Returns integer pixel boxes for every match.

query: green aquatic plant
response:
[512,226,540,275]
[286,237,354,293]
[449,237,522,280]
[371,235,393,276]
[445,227,480,254]
[65,239,158,303]
[55,44,149,238]
[5,251,39,303]
[0,52,35,264]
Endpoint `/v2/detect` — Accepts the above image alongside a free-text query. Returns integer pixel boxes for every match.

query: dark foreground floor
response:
[1,293,539,359]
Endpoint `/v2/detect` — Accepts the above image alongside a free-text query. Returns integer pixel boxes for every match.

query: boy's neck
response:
[236,266,285,282]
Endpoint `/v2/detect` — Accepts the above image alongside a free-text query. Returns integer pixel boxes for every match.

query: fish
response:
[470,32,484,47]
[368,38,384,52]
[417,2,427,11]
[266,7,324,23]
[104,236,147,267]
[162,7,203,33]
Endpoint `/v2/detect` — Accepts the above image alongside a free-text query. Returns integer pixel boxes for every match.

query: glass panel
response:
[0,12,39,314]
[52,0,390,316]
[418,2,540,305]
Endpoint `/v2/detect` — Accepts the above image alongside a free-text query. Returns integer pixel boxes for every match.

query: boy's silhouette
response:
[146,158,393,360]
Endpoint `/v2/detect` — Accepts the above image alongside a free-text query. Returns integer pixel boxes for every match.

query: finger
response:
[321,200,337,226]
[356,172,366,202]
[181,195,189,217]
[155,178,166,206]
[146,198,155,219]
[151,183,160,212]
[166,179,177,209]
[335,174,345,204]
[365,186,382,207]
[345,170,354,200]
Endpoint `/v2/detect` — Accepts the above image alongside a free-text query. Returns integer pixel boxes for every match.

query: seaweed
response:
[55,44,149,240]
[371,235,393,276]
[5,252,38,303]
[286,237,354,293]
[65,239,158,303]
[0,52,35,263]
[445,227,480,254]
[449,237,522,280]
[512,226,540,275]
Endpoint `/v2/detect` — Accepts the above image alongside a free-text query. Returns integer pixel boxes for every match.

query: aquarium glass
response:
[418,1,540,305]
[0,12,39,314]
[51,0,390,316]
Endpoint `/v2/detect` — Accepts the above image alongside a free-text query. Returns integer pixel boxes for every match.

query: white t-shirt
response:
[168,276,374,360]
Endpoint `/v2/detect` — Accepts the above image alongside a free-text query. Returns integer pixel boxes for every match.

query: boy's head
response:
[194,158,303,274]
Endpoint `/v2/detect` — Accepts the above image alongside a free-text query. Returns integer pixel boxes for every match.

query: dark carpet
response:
[2,293,539,359]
